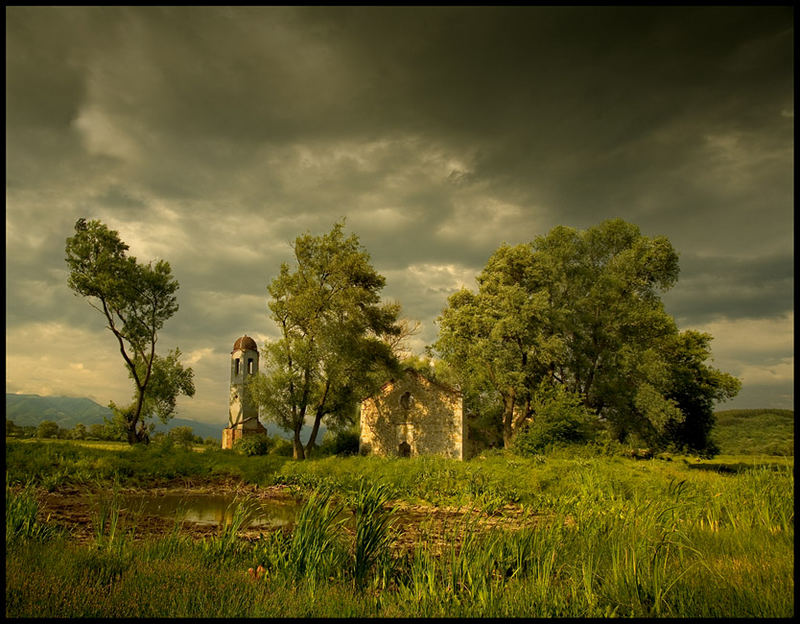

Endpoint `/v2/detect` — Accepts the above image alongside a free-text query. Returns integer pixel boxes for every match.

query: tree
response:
[435,219,739,454]
[88,423,107,440]
[70,423,88,440]
[436,243,564,447]
[65,218,194,444]
[36,420,60,439]
[659,330,741,455]
[250,222,401,459]
[6,420,23,438]
[108,348,195,443]
[168,425,195,448]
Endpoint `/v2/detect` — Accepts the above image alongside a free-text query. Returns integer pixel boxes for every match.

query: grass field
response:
[5,409,794,617]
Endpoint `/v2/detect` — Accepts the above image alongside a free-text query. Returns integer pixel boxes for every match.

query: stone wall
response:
[221,419,267,450]
[360,369,465,460]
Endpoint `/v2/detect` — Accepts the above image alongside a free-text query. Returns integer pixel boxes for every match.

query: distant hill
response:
[5,393,325,442]
[713,408,794,456]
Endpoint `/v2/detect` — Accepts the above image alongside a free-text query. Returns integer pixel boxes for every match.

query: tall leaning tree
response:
[65,218,194,444]
[250,222,401,460]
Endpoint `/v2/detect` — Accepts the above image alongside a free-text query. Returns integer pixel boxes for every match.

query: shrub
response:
[319,428,360,457]
[168,426,195,448]
[513,385,595,455]
[233,434,272,456]
[269,436,293,457]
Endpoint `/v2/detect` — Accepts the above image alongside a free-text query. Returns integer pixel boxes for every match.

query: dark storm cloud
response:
[6,6,793,417]
[663,252,795,325]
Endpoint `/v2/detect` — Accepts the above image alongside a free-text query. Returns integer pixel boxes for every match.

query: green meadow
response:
[5,409,794,618]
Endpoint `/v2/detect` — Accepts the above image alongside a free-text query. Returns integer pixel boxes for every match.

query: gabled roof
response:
[368,367,461,400]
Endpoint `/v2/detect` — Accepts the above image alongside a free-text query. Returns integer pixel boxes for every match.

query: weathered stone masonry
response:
[221,334,267,449]
[359,368,466,460]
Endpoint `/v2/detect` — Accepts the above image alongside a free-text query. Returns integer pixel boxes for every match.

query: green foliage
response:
[269,489,348,583]
[168,425,195,448]
[200,496,261,565]
[4,445,794,618]
[513,384,596,455]
[139,349,196,425]
[319,427,360,457]
[251,221,401,459]
[436,242,562,446]
[7,457,794,617]
[435,219,739,454]
[233,434,272,456]
[36,420,61,439]
[352,479,396,588]
[70,423,88,440]
[713,409,794,456]
[64,218,193,444]
[269,435,294,457]
[6,480,60,543]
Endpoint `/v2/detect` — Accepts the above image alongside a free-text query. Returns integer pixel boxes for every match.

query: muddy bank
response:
[31,477,553,547]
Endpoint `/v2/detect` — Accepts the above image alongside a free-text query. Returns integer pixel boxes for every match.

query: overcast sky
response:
[6,6,794,427]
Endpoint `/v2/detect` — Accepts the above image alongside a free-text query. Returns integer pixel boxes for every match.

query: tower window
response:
[235,358,240,375]
[400,392,413,410]
[247,358,254,374]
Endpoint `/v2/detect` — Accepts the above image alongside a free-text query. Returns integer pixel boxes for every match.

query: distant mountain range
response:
[5,393,325,442]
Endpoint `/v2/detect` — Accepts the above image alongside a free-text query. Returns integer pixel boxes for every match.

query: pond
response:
[118,492,302,529]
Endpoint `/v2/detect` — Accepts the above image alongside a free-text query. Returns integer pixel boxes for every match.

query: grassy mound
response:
[713,409,794,456]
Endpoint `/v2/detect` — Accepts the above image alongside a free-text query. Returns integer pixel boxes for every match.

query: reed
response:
[352,478,396,588]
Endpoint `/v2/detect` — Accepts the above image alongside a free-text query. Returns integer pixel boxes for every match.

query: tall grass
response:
[5,440,794,617]
[6,478,60,543]
[352,479,396,589]
[199,495,261,565]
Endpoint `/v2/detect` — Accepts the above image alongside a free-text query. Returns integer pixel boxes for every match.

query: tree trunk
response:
[305,410,324,456]
[293,426,305,460]
[502,391,516,448]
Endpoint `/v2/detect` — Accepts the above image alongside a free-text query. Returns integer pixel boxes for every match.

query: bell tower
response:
[222,334,267,449]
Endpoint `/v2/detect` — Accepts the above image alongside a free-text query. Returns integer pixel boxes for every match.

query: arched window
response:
[399,392,413,410]
[247,358,254,374]
[235,358,240,375]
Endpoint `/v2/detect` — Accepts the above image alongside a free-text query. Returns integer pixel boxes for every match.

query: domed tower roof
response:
[232,334,258,352]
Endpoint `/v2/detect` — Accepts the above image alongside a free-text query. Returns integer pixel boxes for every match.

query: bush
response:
[319,428,360,457]
[513,385,595,455]
[269,436,294,457]
[233,434,272,456]
[168,426,195,448]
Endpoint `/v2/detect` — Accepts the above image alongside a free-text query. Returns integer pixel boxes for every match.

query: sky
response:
[6,6,794,427]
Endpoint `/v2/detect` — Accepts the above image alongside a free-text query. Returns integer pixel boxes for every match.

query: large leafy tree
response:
[436,243,563,447]
[435,219,739,454]
[65,218,194,444]
[659,330,741,455]
[251,222,401,459]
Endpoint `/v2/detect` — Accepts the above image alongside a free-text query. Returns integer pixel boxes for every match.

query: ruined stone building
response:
[359,368,466,460]
[221,334,267,449]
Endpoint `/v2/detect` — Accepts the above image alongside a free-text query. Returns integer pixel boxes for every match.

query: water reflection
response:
[121,493,300,528]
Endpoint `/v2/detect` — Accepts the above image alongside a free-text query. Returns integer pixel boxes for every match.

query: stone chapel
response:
[359,368,466,460]
[221,334,267,449]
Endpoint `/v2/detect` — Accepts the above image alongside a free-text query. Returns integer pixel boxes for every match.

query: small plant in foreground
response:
[6,479,59,543]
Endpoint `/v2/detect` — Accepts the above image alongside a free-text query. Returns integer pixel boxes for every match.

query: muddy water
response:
[37,481,547,546]
[119,492,301,529]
